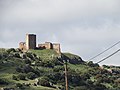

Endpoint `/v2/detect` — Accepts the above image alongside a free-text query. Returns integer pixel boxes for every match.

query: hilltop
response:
[0,48,120,90]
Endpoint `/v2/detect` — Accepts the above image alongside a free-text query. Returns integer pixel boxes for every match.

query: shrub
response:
[0,54,2,59]
[24,59,31,64]
[18,73,26,80]
[14,53,20,58]
[16,66,22,72]
[16,83,23,88]
[6,48,16,53]
[12,75,18,80]
[16,65,34,73]
[1,87,15,90]
[26,52,34,59]
[27,72,37,80]
[43,61,54,68]
[37,76,51,87]
[34,60,43,66]
[87,61,94,67]
[53,66,64,72]
[23,65,34,73]
[0,78,8,85]
[73,86,88,90]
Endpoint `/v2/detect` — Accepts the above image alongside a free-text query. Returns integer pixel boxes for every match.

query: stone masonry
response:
[38,42,61,53]
[19,34,61,54]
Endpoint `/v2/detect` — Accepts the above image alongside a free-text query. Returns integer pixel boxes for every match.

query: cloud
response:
[1,0,120,23]
[0,0,120,65]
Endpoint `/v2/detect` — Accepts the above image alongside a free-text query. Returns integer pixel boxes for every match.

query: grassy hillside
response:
[0,48,120,90]
[29,49,59,61]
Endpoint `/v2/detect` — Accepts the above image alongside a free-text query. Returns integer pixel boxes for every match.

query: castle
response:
[19,34,61,54]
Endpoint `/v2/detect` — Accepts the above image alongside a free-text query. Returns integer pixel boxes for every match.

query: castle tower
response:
[52,43,61,54]
[26,34,36,50]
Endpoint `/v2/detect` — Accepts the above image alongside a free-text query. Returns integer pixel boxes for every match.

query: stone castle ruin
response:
[19,34,61,54]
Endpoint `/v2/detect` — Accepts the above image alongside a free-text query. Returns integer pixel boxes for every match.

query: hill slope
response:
[0,48,120,90]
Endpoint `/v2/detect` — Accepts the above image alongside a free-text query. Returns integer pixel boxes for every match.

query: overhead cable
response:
[89,41,120,60]
[97,49,120,63]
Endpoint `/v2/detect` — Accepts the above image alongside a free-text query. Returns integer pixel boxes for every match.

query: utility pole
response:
[64,60,68,90]
[57,57,69,90]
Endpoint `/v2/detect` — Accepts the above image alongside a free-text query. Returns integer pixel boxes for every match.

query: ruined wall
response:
[38,42,61,54]
[44,42,52,49]
[19,42,26,50]
[38,44,46,49]
[19,34,61,54]
[52,43,61,54]
[38,42,52,49]
[26,34,36,50]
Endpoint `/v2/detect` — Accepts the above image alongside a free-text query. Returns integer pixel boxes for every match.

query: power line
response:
[89,41,120,60]
[97,49,120,64]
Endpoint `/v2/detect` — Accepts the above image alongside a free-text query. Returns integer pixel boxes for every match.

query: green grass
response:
[29,49,59,61]
[30,86,57,90]
[0,48,6,53]
[63,53,80,60]
[68,63,93,74]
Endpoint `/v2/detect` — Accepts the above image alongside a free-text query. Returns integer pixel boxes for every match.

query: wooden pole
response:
[64,61,68,90]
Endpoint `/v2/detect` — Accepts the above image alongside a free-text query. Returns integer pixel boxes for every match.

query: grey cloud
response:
[1,0,120,23]
[0,0,120,65]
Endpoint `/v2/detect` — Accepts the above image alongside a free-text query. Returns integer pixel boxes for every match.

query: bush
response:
[37,76,51,87]
[16,66,22,72]
[33,68,41,76]
[24,59,31,64]
[43,61,54,68]
[35,60,43,66]
[18,73,26,80]
[87,61,94,67]
[12,75,18,80]
[14,53,20,58]
[53,66,64,72]
[0,54,2,59]
[1,87,15,90]
[22,65,34,73]
[16,65,34,73]
[16,83,23,88]
[26,52,34,59]
[6,48,16,53]
[73,86,88,90]
[27,72,37,80]
[0,78,8,85]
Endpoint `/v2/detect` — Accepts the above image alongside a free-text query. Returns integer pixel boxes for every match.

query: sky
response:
[0,0,120,66]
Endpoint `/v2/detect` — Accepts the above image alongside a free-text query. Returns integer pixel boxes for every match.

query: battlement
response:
[19,34,61,54]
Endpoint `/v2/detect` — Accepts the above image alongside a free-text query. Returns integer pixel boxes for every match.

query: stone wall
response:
[52,43,61,54]
[26,34,36,50]
[19,34,61,54]
[38,42,61,54]
[19,42,26,50]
